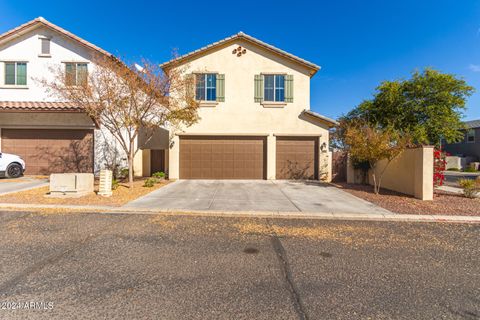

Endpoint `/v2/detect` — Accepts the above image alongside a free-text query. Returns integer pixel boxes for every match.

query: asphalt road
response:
[0,211,478,319]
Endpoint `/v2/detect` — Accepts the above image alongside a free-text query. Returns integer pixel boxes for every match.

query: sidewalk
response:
[0,202,478,223]
[437,185,480,198]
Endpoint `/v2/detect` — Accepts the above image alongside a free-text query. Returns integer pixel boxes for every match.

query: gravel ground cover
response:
[335,182,480,216]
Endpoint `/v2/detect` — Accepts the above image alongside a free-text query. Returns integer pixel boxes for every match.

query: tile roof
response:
[0,17,112,57]
[465,119,480,129]
[160,32,321,76]
[0,101,83,112]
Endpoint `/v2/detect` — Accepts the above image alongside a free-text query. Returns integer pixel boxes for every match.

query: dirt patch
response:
[335,183,480,216]
[0,179,170,207]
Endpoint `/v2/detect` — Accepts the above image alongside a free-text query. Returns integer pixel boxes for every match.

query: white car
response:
[0,153,25,178]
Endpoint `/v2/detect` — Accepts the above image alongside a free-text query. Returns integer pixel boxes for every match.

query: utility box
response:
[49,173,94,197]
[98,169,113,197]
[470,162,480,171]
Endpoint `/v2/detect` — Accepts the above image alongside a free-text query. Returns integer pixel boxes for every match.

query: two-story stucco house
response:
[0,17,337,180]
[145,32,338,181]
[0,17,123,175]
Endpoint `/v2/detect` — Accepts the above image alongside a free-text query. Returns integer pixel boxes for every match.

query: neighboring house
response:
[442,120,480,160]
[142,32,337,180]
[0,18,337,180]
[0,17,123,175]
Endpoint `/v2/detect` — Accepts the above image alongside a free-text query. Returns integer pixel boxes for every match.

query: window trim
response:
[466,129,475,144]
[263,73,285,102]
[38,36,51,57]
[194,72,217,102]
[3,61,28,86]
[63,62,88,87]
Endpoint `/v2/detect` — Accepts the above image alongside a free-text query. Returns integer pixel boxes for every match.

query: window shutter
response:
[216,74,225,102]
[185,73,195,101]
[254,74,263,102]
[285,74,293,103]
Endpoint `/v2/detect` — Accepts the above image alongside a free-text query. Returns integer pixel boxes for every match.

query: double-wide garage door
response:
[180,136,266,179]
[1,129,94,175]
[179,135,318,180]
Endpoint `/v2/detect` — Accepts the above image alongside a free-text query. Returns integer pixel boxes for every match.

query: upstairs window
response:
[65,63,88,86]
[40,38,51,55]
[467,129,475,143]
[4,62,27,86]
[195,73,216,101]
[264,74,284,102]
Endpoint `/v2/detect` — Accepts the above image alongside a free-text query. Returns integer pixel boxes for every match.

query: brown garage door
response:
[1,129,94,175]
[276,136,318,180]
[180,136,266,179]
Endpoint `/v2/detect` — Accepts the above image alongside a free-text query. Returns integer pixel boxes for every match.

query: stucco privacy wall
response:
[167,38,331,180]
[347,147,434,200]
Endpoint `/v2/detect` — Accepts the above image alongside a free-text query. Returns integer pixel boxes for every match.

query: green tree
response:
[343,68,474,146]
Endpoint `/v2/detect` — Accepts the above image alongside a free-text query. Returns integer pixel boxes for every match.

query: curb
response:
[0,203,479,223]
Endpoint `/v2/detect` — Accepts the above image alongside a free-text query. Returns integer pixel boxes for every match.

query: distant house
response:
[442,120,480,160]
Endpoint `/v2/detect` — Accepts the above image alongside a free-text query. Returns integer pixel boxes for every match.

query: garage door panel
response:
[1,129,94,175]
[180,136,266,179]
[276,137,318,180]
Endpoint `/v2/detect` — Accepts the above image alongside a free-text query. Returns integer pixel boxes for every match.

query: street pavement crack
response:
[267,219,308,320]
[0,214,133,295]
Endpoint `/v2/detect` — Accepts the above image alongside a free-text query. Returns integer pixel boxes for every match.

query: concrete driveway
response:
[124,180,391,215]
[0,176,48,196]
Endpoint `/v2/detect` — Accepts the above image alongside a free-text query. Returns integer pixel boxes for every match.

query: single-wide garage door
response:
[1,129,94,175]
[276,136,318,180]
[180,136,266,179]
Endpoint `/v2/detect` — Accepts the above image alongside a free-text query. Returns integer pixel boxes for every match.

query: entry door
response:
[150,149,165,174]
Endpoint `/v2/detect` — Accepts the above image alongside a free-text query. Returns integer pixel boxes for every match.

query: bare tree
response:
[40,54,199,187]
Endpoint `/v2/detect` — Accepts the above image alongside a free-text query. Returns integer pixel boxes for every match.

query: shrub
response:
[119,168,129,179]
[433,149,447,187]
[111,178,119,190]
[447,168,460,171]
[143,177,157,188]
[464,167,478,173]
[152,171,165,180]
[458,178,479,198]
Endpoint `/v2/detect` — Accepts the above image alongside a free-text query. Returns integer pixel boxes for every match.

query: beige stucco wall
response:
[347,147,434,200]
[166,39,331,180]
[0,112,95,129]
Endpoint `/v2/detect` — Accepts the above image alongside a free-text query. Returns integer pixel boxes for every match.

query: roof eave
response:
[302,109,339,128]
[160,32,320,76]
[0,17,113,58]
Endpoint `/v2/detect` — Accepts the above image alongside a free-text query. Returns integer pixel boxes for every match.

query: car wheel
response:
[6,163,23,178]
